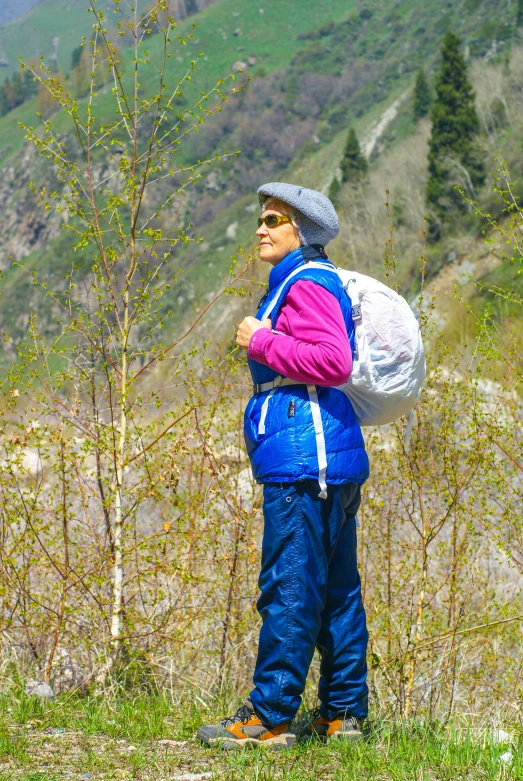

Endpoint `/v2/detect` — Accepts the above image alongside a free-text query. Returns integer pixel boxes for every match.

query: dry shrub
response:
[1,320,521,720]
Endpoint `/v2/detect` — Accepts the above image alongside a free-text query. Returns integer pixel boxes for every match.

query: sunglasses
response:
[257,214,292,229]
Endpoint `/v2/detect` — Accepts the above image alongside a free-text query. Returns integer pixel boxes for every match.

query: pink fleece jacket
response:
[248,280,352,386]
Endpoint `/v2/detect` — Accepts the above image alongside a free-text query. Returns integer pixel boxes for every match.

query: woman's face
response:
[256,205,301,266]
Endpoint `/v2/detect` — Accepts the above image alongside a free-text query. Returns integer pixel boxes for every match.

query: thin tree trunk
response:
[45,433,70,681]
[110,0,139,651]
[90,352,113,556]
[110,255,134,649]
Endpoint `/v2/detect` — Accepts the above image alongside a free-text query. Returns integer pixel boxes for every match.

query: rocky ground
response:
[2,715,521,781]
[3,726,217,780]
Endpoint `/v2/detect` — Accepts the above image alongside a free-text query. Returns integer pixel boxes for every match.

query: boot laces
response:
[220,702,254,728]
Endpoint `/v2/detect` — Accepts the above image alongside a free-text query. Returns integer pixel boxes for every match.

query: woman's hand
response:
[236,317,271,350]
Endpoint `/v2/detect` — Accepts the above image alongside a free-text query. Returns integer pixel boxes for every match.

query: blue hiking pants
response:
[250,481,368,726]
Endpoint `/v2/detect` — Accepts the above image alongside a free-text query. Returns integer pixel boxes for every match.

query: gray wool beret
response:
[257,181,339,247]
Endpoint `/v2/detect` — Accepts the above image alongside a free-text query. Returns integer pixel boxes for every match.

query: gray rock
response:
[491,729,514,744]
[205,171,220,191]
[226,221,239,239]
[158,738,187,747]
[173,775,212,781]
[25,681,55,700]
[454,259,476,286]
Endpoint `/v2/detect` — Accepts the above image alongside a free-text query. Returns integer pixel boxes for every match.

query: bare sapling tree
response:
[6,0,254,679]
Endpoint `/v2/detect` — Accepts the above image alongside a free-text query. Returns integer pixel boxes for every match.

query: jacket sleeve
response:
[248,280,352,386]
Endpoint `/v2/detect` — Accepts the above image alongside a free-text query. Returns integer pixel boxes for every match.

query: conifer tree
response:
[10,71,24,110]
[2,76,14,111]
[340,127,368,183]
[21,69,37,102]
[328,176,341,205]
[426,31,484,235]
[71,44,83,71]
[518,0,523,26]
[413,69,431,120]
[0,85,7,117]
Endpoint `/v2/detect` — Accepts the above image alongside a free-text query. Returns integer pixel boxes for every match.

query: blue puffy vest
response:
[244,245,369,489]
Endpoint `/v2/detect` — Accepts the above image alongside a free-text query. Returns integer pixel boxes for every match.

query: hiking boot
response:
[197,698,295,751]
[303,709,363,742]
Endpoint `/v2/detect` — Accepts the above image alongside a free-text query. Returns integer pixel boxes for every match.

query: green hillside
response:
[0,0,358,162]
[0,0,38,28]
[0,0,521,352]
[0,0,94,81]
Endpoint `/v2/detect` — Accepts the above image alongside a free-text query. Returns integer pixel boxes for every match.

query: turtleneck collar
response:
[267,244,331,291]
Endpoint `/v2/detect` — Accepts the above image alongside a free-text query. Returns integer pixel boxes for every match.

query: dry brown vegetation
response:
[0,2,521,730]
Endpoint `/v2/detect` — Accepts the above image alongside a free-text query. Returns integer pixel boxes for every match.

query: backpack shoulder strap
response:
[260,262,338,321]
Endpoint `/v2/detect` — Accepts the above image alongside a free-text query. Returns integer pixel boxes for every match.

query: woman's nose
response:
[256,225,268,237]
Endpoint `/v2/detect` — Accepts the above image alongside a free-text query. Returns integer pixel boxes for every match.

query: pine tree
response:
[21,69,37,102]
[71,47,90,96]
[413,69,431,120]
[518,0,523,26]
[10,71,24,110]
[426,31,484,235]
[328,176,341,205]
[2,76,14,111]
[340,127,368,183]
[0,85,8,117]
[71,44,83,71]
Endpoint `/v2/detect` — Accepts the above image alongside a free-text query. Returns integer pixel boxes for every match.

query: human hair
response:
[260,197,300,231]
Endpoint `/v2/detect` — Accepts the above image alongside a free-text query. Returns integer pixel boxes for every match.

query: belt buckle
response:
[253,383,261,395]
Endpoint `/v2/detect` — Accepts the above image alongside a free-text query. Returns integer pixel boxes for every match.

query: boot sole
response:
[220,733,296,751]
[301,729,363,743]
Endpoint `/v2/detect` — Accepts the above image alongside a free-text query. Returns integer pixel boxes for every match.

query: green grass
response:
[0,686,522,780]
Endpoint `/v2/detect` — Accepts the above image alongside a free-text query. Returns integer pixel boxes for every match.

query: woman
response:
[198,182,369,750]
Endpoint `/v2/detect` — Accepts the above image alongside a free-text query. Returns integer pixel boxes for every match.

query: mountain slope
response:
[0,0,521,352]
[0,0,38,28]
[0,0,218,82]
[0,0,93,82]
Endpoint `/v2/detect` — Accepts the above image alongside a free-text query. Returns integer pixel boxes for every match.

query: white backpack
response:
[262,263,426,427]
[335,268,425,426]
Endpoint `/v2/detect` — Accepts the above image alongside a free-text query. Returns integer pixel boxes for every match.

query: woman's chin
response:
[259,247,275,263]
